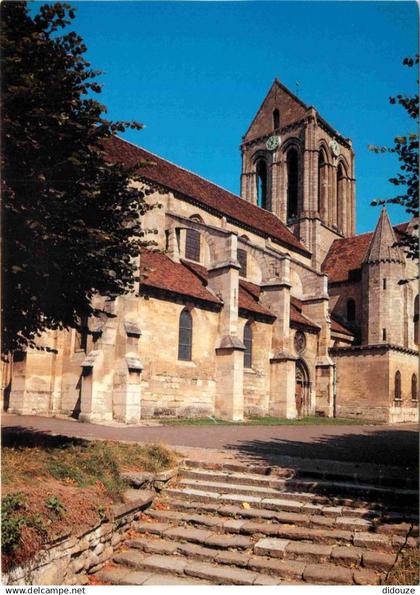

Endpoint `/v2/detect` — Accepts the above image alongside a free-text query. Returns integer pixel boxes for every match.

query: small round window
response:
[294,330,306,354]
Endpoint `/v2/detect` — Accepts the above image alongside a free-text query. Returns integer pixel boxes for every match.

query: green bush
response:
[2,493,48,558]
[45,495,65,516]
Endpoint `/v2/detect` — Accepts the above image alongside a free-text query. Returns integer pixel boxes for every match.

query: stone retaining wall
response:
[3,468,178,586]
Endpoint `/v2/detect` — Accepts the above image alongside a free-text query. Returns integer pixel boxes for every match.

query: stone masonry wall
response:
[2,491,155,586]
[334,349,390,421]
[138,295,219,418]
[241,317,272,416]
[333,347,418,423]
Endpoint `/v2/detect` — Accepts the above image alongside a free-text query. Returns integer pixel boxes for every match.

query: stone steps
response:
[96,566,211,585]
[167,495,418,526]
[182,458,419,490]
[110,544,381,585]
[111,550,290,585]
[165,484,413,515]
[168,498,418,536]
[182,467,419,501]
[94,459,418,585]
[178,474,418,506]
[147,506,418,538]
[127,523,400,571]
[133,512,413,552]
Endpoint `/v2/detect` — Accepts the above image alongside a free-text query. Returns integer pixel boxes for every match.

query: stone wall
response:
[329,280,362,332]
[332,346,418,423]
[139,295,219,418]
[241,318,271,416]
[2,490,155,586]
[388,348,419,423]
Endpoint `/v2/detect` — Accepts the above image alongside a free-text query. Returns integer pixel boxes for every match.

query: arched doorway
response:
[295,359,311,417]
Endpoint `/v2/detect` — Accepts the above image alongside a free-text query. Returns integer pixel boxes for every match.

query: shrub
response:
[45,495,65,517]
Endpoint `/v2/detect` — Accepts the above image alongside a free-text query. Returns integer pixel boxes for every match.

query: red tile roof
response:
[330,316,354,337]
[141,251,323,330]
[140,251,221,305]
[290,297,320,331]
[104,135,311,257]
[180,259,209,284]
[239,279,262,299]
[239,281,275,319]
[322,224,410,283]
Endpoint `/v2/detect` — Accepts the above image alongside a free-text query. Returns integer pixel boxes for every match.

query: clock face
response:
[266,135,280,151]
[330,140,340,157]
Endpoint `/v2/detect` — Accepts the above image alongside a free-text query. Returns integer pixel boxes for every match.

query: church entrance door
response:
[295,360,310,417]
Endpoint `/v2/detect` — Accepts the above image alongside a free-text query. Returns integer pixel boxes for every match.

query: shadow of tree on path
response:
[226,429,418,468]
[2,425,88,449]
[225,429,419,509]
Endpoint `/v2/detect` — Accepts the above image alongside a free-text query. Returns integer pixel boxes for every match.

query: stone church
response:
[3,80,418,424]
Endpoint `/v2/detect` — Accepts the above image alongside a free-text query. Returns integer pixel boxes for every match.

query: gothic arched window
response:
[394,371,402,401]
[237,249,247,277]
[287,149,299,220]
[273,109,280,130]
[74,315,89,353]
[256,159,268,210]
[346,298,356,322]
[318,150,327,215]
[414,295,419,345]
[337,163,346,232]
[185,228,200,262]
[244,322,253,369]
[178,309,193,361]
[411,374,418,401]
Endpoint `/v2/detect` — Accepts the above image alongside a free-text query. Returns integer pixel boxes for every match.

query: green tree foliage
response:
[369,56,419,267]
[1,2,155,355]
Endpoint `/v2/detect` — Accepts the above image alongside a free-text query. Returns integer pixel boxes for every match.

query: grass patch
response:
[384,547,420,585]
[162,415,381,426]
[1,435,178,571]
[2,440,177,499]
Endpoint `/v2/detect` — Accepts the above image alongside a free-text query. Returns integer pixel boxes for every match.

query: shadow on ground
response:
[226,429,418,468]
[225,429,419,509]
[2,425,88,449]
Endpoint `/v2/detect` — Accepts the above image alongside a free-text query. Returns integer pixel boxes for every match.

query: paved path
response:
[2,413,418,468]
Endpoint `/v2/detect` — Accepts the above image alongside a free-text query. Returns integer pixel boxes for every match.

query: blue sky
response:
[34,1,417,233]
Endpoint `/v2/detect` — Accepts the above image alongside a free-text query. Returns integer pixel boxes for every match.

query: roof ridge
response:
[331,221,411,245]
[273,77,309,111]
[109,135,310,256]
[116,134,244,203]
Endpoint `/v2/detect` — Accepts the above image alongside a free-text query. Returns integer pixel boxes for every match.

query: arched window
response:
[256,159,268,210]
[318,150,326,215]
[287,149,299,220]
[394,371,402,401]
[411,374,418,401]
[178,309,193,361]
[185,228,200,262]
[189,214,203,223]
[244,322,252,368]
[337,163,346,232]
[273,108,280,130]
[74,315,89,353]
[237,249,247,277]
[414,295,419,345]
[346,299,356,322]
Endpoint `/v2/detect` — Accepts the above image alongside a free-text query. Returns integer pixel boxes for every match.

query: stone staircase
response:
[96,459,419,585]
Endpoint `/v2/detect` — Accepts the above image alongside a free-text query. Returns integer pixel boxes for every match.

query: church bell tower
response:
[240,79,356,267]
